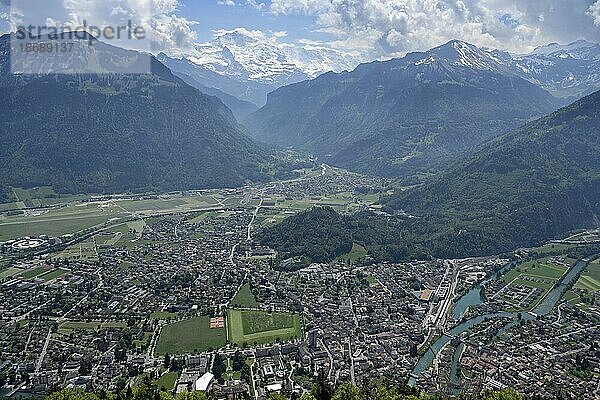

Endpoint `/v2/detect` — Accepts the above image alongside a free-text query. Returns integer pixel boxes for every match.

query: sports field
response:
[155,316,226,355]
[19,266,52,279]
[0,267,22,279]
[227,309,302,346]
[38,268,69,281]
[498,256,575,311]
[502,257,572,283]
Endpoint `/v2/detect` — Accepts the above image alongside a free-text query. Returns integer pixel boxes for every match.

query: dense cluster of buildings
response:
[0,168,598,399]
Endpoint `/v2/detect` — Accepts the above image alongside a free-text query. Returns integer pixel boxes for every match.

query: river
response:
[409,258,590,389]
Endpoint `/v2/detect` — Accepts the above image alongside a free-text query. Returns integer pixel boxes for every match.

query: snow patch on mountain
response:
[184,28,362,84]
[510,40,600,98]
[411,39,600,99]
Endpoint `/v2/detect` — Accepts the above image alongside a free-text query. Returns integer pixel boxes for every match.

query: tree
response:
[240,363,252,385]
[332,383,362,400]
[232,351,245,371]
[212,353,226,384]
[79,358,92,375]
[176,392,207,400]
[312,369,333,400]
[300,393,317,400]
[485,389,523,400]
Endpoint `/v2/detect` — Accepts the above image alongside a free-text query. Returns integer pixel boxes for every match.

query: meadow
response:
[0,190,237,242]
[574,259,600,292]
[227,309,302,346]
[155,316,226,355]
[230,284,259,308]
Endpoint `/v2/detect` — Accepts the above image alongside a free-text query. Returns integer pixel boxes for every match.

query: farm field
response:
[227,309,302,346]
[10,187,90,208]
[187,211,217,224]
[0,192,241,242]
[575,259,600,292]
[501,257,573,283]
[230,284,259,308]
[155,316,226,355]
[38,268,69,281]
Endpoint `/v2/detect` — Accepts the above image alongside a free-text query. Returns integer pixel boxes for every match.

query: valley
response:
[0,165,597,399]
[0,9,599,400]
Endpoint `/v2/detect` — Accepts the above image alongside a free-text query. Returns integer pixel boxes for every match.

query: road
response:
[12,299,52,322]
[348,338,355,384]
[247,192,264,241]
[58,267,104,323]
[318,338,335,381]
[35,328,52,373]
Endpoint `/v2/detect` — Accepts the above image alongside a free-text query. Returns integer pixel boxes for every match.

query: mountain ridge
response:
[0,32,270,199]
[160,28,362,106]
[385,89,600,255]
[244,39,563,180]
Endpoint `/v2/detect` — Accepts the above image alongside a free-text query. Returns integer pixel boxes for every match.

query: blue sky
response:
[2,0,600,60]
[181,0,600,57]
[184,1,321,44]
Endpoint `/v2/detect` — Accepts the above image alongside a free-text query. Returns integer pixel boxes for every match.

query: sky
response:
[1,0,600,60]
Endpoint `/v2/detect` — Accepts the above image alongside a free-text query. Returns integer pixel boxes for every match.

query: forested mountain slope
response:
[245,40,562,180]
[0,32,269,201]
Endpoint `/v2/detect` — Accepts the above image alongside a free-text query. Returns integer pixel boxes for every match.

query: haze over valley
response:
[0,2,599,400]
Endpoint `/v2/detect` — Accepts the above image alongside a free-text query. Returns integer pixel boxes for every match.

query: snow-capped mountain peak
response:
[509,40,600,98]
[185,28,361,85]
[407,40,513,75]
[528,39,599,59]
[407,39,600,99]
[429,40,504,70]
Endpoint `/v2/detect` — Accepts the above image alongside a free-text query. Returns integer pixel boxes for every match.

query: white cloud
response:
[589,1,600,25]
[270,0,600,57]
[245,0,266,11]
[217,0,236,6]
[271,30,288,39]
[2,0,198,54]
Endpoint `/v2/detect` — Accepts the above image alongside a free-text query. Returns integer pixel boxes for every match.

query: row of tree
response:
[43,372,532,400]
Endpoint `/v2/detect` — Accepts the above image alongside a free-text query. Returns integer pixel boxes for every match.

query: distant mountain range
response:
[160,29,362,106]
[1,28,598,224]
[0,32,269,201]
[244,40,565,180]
[508,40,600,100]
[157,33,599,111]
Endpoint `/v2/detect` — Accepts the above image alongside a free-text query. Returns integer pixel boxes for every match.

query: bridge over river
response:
[408,257,593,390]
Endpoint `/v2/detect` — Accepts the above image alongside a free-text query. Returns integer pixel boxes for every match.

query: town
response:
[0,167,598,400]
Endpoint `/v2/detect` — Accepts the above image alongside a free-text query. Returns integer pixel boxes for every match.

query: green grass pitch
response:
[227,309,302,346]
[155,316,226,355]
